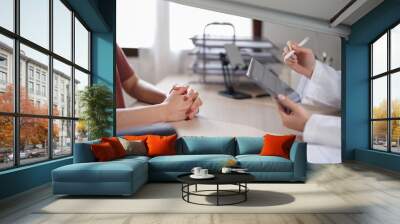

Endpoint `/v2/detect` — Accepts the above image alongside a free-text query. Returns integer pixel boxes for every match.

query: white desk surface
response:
[151,75,339,137]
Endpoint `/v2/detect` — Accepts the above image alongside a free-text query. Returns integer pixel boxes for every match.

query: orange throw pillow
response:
[124,135,149,142]
[91,142,117,162]
[146,134,177,157]
[259,134,296,159]
[101,137,126,158]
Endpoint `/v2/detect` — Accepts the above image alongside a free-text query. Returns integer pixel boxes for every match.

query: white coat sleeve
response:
[294,72,309,99]
[301,60,341,109]
[303,114,341,148]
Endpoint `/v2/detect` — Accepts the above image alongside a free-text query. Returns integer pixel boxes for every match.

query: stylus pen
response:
[283,37,310,62]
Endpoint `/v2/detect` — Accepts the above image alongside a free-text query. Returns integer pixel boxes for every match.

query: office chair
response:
[218,52,252,99]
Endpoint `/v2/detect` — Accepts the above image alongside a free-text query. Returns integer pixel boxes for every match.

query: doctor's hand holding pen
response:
[282,41,315,79]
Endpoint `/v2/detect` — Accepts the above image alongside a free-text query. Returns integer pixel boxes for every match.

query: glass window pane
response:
[75,120,88,143]
[75,18,89,69]
[74,69,89,117]
[372,76,387,119]
[0,34,14,112]
[0,116,14,170]
[391,120,400,153]
[53,119,72,157]
[53,59,72,117]
[0,0,14,31]
[20,44,49,115]
[20,0,49,49]
[391,72,400,118]
[391,24,400,70]
[372,121,388,151]
[20,117,49,165]
[372,33,387,76]
[53,0,72,60]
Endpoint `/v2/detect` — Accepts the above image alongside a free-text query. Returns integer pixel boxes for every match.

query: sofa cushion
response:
[91,142,118,162]
[260,134,296,159]
[53,158,147,183]
[149,154,235,172]
[235,137,263,155]
[101,137,127,158]
[147,134,177,157]
[124,135,149,142]
[118,138,147,156]
[236,155,293,172]
[177,136,236,155]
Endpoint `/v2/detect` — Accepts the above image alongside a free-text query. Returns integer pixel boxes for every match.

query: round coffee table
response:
[177,173,255,206]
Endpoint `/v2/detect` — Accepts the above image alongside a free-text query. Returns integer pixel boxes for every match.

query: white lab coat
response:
[295,60,342,164]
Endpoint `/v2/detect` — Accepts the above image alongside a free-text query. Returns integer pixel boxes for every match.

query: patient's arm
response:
[122,75,167,104]
[116,44,166,104]
[117,104,168,130]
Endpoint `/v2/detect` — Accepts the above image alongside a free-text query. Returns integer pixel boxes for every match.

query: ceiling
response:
[167,0,384,37]
[224,0,352,23]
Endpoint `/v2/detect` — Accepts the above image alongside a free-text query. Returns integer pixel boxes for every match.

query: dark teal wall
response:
[91,0,116,135]
[0,0,116,200]
[343,0,400,170]
[343,43,370,160]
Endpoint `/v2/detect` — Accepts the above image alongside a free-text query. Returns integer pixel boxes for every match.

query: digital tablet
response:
[246,58,301,103]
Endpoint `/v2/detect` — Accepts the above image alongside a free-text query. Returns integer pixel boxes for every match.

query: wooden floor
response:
[1,162,400,224]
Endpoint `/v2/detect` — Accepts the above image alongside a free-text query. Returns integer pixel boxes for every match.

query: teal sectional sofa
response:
[52,136,307,196]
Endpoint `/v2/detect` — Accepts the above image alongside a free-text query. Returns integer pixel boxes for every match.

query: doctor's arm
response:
[283,43,341,109]
[303,114,341,148]
[300,61,341,109]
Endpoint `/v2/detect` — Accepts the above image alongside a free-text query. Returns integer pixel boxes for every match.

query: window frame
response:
[0,0,92,171]
[370,20,400,154]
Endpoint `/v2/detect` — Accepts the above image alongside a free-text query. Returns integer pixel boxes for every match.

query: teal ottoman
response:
[52,156,148,196]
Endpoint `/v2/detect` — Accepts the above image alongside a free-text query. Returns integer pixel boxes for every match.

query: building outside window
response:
[371,22,400,154]
[0,71,7,87]
[35,70,40,81]
[0,54,7,89]
[28,81,34,94]
[35,83,40,95]
[0,0,91,170]
[41,73,46,83]
[28,66,34,80]
[41,85,46,97]
[0,54,7,67]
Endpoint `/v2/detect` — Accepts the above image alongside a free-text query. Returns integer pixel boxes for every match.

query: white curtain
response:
[117,0,179,84]
[117,0,252,85]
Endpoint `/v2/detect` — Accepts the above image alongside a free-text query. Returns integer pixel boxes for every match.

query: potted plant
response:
[79,84,113,140]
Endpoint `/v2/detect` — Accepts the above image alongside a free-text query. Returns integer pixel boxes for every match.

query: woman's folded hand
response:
[185,87,202,119]
[163,85,203,121]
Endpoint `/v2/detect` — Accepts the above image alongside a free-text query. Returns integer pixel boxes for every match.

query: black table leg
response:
[245,183,247,201]
[181,184,183,199]
[216,184,219,206]
[187,184,190,202]
[179,182,251,206]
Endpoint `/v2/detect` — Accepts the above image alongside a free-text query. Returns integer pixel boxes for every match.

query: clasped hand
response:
[162,85,203,122]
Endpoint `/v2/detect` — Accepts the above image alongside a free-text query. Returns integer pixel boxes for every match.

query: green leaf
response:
[79,84,113,140]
